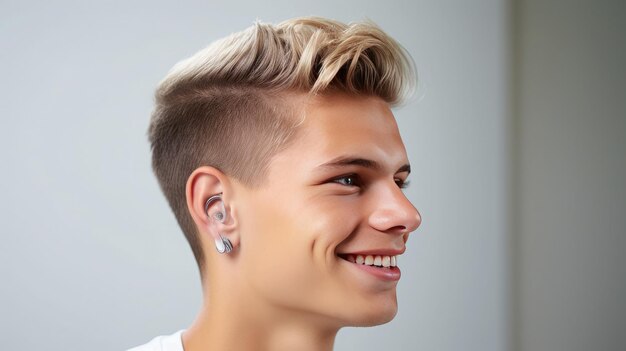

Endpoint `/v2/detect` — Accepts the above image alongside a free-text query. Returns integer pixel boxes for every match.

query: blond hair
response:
[148,17,416,269]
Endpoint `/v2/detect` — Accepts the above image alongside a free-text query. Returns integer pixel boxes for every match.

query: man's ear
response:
[186,166,239,254]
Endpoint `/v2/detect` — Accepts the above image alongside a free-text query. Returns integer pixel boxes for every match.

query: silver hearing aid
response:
[204,194,233,254]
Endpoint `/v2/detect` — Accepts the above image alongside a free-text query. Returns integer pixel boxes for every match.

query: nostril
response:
[388,225,407,233]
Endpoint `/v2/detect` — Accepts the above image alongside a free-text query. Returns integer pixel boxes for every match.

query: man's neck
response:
[182,284,339,351]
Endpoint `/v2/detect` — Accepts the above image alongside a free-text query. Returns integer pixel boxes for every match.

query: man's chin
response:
[342,300,399,327]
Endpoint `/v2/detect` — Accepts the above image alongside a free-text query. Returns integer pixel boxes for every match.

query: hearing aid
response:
[204,194,233,254]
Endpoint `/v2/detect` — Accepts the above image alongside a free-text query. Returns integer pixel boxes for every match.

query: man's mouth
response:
[337,253,398,269]
[337,252,402,281]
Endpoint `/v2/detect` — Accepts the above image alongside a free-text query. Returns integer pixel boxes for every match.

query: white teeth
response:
[351,254,398,268]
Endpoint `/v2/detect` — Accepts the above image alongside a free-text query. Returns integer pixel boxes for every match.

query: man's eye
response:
[332,174,360,187]
[395,178,411,189]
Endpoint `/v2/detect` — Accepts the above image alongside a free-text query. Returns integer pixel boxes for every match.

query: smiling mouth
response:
[337,253,398,269]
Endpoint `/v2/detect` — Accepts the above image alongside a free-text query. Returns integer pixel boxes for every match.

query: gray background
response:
[1,0,623,350]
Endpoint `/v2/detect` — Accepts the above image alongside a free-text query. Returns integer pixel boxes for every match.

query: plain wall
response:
[514,0,626,350]
[0,1,510,350]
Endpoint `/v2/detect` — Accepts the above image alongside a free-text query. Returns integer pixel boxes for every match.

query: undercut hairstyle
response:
[148,17,416,270]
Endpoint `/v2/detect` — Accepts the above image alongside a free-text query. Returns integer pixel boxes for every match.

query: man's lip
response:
[336,248,406,256]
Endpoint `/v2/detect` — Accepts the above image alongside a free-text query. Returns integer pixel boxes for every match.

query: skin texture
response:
[183,93,421,351]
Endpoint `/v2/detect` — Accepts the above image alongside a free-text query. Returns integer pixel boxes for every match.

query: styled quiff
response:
[148,17,416,269]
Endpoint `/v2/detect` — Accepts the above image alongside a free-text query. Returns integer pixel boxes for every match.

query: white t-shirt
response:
[127,330,185,351]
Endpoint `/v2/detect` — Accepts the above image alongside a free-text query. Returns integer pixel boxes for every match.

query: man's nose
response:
[368,182,422,235]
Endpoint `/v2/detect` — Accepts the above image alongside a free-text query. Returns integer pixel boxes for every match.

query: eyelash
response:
[331,174,361,187]
[397,179,411,189]
[331,174,410,189]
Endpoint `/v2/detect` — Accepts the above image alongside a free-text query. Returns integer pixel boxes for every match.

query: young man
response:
[130,16,421,351]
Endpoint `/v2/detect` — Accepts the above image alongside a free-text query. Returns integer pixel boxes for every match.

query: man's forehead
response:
[299,94,399,134]
[302,95,403,147]
[273,93,409,171]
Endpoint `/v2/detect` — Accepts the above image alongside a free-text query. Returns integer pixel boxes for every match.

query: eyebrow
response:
[316,156,411,174]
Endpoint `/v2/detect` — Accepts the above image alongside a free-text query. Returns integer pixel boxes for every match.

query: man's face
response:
[234,93,421,327]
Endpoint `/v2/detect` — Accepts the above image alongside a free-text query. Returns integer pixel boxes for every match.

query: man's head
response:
[148,17,420,326]
[149,17,415,269]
